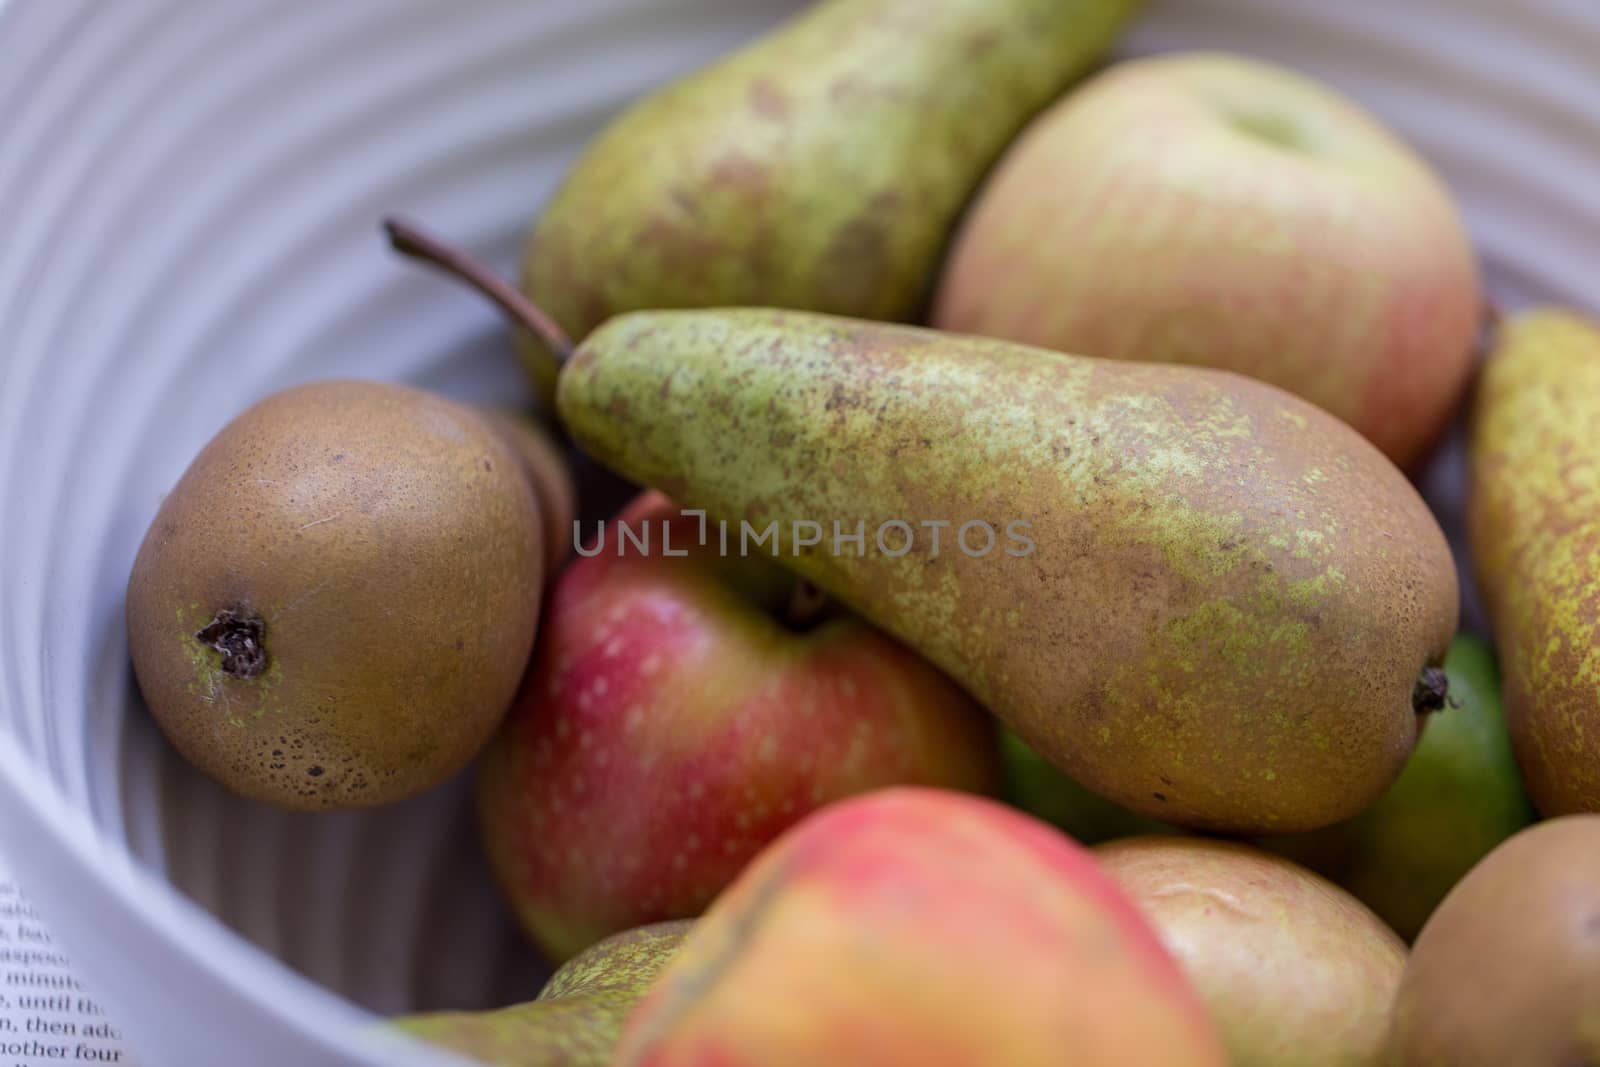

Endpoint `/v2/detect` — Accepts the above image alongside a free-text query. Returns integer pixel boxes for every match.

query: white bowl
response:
[1,1,1597,1064]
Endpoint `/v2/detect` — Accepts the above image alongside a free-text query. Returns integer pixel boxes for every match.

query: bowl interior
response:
[1,0,1598,1064]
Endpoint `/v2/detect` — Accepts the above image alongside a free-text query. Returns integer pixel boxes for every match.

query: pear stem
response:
[381,216,575,367]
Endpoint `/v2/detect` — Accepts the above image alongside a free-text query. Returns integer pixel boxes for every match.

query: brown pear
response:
[126,380,543,810]
[480,408,576,575]
[1387,816,1600,1066]
[1097,836,1405,1067]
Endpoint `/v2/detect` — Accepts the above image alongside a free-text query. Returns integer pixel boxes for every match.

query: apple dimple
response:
[1225,110,1308,152]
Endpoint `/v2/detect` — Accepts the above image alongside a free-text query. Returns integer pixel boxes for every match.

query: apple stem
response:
[1482,298,1503,330]
[382,216,575,371]
[783,580,831,630]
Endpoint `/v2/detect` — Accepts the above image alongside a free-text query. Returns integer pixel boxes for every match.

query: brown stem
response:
[782,580,831,631]
[381,217,575,368]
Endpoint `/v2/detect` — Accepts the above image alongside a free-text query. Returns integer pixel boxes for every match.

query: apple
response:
[934,52,1481,469]
[478,492,1001,963]
[613,788,1227,1067]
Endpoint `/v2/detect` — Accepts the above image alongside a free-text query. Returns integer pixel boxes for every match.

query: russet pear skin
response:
[480,408,577,577]
[518,0,1141,387]
[1387,816,1600,1066]
[126,381,544,810]
[556,309,1459,834]
[1470,309,1600,815]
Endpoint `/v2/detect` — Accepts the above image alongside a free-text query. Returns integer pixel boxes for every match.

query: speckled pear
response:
[555,309,1459,834]
[1264,633,1534,940]
[516,0,1142,394]
[1470,308,1600,815]
[395,921,691,1067]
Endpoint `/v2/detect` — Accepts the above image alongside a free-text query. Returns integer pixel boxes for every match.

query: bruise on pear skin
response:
[557,309,1457,836]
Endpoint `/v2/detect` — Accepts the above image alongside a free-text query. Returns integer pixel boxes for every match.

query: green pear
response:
[516,0,1142,395]
[393,920,691,1067]
[381,221,1458,836]
[1264,634,1535,940]
[1470,309,1600,815]
[548,308,1458,834]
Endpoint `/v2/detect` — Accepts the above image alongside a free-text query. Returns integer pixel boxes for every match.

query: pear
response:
[1007,633,1533,938]
[1387,816,1600,1066]
[516,0,1142,395]
[479,408,577,575]
[383,225,1458,835]
[1470,308,1600,815]
[395,920,691,1067]
[1097,837,1405,1067]
[1001,729,1170,844]
[549,309,1458,834]
[126,380,544,810]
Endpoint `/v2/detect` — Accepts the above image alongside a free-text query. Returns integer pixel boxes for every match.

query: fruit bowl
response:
[0,0,1597,1064]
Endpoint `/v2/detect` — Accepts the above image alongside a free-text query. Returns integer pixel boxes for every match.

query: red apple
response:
[479,492,1000,962]
[614,788,1227,1067]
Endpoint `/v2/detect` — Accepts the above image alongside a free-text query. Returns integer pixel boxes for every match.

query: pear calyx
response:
[195,607,268,679]
[1412,666,1449,715]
